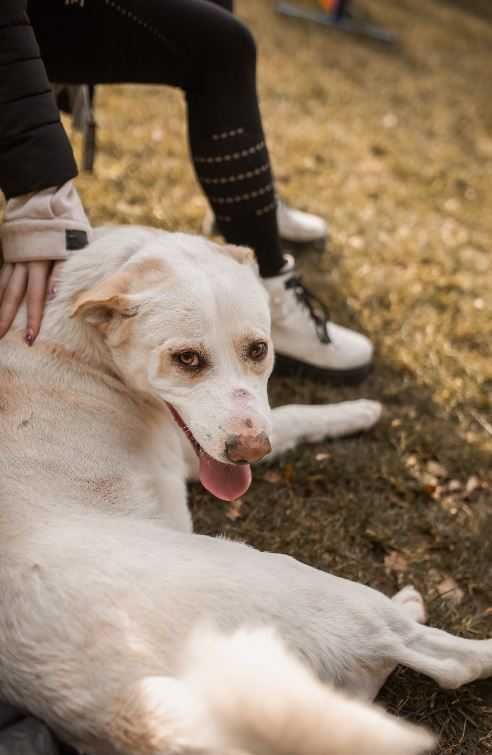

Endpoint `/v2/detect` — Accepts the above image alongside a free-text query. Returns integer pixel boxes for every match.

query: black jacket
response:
[0,0,77,199]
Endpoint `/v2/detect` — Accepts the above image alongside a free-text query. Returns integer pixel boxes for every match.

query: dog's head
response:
[71,230,274,501]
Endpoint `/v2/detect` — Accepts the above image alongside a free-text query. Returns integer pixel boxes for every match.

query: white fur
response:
[1,227,488,755]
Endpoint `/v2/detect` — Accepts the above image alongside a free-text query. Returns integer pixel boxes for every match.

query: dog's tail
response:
[108,625,435,755]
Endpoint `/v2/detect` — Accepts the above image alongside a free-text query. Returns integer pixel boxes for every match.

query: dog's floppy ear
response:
[71,271,137,328]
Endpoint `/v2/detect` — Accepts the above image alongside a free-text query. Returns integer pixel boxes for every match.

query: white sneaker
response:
[202,199,328,247]
[276,199,327,246]
[263,255,373,383]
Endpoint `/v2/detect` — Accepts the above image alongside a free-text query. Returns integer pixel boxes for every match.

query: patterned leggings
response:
[28,0,285,277]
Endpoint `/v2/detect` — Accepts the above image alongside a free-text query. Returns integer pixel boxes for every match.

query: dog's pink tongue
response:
[199,453,252,502]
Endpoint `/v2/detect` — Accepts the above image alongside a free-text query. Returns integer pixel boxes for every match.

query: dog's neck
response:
[42,297,111,373]
[36,244,172,424]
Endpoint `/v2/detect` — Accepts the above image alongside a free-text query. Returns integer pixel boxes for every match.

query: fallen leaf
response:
[283,464,294,483]
[464,476,481,497]
[422,474,438,496]
[448,479,461,491]
[225,499,243,521]
[382,112,398,128]
[384,550,409,574]
[426,461,448,478]
[434,484,449,500]
[263,470,281,484]
[437,576,464,606]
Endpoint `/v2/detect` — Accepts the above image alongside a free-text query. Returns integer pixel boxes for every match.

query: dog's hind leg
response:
[396,623,492,690]
[267,401,382,460]
[347,586,428,702]
[359,587,492,699]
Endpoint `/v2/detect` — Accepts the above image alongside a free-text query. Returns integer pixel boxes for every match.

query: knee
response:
[214,0,234,11]
[231,18,256,66]
[211,15,257,73]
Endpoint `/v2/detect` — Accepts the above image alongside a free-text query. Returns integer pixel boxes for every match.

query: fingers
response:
[0,260,62,343]
[47,260,64,300]
[0,264,28,339]
[25,261,51,345]
[0,263,14,307]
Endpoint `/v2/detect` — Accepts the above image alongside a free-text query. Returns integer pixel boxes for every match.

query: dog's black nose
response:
[225,432,272,464]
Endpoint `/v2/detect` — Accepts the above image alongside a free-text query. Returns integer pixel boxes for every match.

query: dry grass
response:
[71,0,492,751]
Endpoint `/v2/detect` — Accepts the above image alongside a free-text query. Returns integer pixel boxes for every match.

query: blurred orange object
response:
[276,0,396,44]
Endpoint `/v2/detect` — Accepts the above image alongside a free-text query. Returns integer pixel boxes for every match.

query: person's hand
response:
[0,260,64,345]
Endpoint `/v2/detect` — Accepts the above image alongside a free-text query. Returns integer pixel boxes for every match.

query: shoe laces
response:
[284,275,331,344]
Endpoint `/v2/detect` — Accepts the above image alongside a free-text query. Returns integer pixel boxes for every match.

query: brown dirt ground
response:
[67,0,491,751]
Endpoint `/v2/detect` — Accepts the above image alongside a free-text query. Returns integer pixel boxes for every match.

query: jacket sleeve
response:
[1,180,91,263]
[0,0,78,199]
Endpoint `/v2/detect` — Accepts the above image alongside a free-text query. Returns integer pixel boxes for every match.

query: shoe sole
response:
[273,352,372,385]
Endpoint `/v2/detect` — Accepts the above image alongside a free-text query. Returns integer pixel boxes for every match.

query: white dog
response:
[0,227,490,755]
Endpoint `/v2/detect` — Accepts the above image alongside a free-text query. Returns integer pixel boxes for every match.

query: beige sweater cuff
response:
[1,181,91,264]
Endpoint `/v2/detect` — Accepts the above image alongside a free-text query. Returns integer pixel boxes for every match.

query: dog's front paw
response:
[344,399,382,432]
[306,399,382,441]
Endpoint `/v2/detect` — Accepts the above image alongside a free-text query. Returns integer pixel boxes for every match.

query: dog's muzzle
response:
[225,432,272,464]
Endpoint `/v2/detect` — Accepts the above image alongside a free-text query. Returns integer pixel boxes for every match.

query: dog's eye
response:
[175,351,202,370]
[247,341,268,361]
